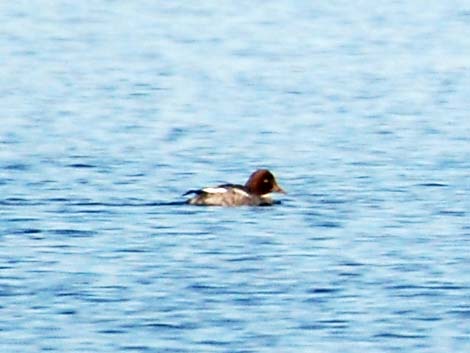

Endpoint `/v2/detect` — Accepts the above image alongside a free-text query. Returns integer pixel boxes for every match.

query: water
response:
[1,1,469,352]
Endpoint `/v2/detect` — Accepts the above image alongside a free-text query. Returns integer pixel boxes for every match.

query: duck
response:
[184,169,286,206]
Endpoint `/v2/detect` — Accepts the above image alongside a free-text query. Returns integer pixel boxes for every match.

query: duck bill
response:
[273,182,286,194]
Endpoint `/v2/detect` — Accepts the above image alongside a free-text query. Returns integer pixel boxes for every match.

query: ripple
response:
[120,345,154,352]
[307,287,340,294]
[316,221,342,228]
[50,229,96,237]
[0,198,44,206]
[3,163,30,171]
[15,228,42,235]
[437,210,466,217]
[417,182,448,187]
[143,322,194,331]
[66,163,97,168]
[374,332,427,339]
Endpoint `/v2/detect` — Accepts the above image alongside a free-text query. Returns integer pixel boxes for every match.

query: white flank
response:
[202,187,228,194]
[233,188,250,197]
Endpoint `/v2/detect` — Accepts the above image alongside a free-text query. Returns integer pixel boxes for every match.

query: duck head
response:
[244,169,286,196]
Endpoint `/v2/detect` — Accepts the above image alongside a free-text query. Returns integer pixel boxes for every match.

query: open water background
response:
[1,1,469,352]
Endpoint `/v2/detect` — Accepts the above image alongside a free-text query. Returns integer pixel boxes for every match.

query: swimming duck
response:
[184,169,286,206]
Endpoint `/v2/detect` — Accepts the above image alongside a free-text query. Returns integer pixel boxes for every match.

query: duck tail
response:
[182,189,202,196]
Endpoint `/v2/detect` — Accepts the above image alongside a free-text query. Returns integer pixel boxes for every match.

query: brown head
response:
[244,169,286,196]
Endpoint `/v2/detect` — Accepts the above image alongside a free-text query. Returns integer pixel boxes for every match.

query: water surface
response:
[1,1,469,352]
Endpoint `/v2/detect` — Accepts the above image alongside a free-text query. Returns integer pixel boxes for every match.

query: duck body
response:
[184,169,285,207]
[184,184,275,206]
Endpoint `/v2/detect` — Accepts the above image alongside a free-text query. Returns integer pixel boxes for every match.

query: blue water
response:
[1,1,469,352]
